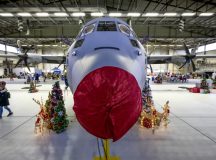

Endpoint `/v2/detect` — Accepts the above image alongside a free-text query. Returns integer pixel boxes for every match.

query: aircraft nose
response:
[73,66,142,141]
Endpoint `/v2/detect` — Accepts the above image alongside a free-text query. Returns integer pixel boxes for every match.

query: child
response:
[0,81,13,119]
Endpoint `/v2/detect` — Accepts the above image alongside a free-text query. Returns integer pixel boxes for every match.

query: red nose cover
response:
[73,66,142,141]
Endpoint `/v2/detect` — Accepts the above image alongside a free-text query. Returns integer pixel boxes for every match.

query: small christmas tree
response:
[47,81,69,133]
[200,78,210,94]
[29,81,38,93]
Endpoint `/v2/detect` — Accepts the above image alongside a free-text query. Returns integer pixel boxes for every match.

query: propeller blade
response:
[24,58,31,72]
[149,64,153,73]
[57,59,65,68]
[191,43,199,55]
[179,60,188,69]
[183,42,190,55]
[24,45,34,55]
[191,60,196,72]
[14,58,23,68]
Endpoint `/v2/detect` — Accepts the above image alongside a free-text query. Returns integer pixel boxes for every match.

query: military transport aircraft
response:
[1,17,216,141]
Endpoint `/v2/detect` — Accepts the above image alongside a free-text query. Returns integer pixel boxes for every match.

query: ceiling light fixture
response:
[144,13,159,17]
[199,13,214,16]
[44,45,50,47]
[17,12,31,17]
[36,12,49,17]
[181,13,195,16]
[109,13,122,17]
[91,12,104,16]
[52,45,58,47]
[0,13,13,17]
[71,12,85,17]
[127,13,141,17]
[164,13,177,16]
[37,45,43,47]
[54,12,68,17]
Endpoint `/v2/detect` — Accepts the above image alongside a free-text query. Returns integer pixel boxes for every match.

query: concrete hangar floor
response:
[0,78,216,160]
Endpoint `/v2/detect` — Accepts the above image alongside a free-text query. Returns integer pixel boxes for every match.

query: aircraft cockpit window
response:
[97,21,117,31]
[81,23,95,36]
[118,24,130,36]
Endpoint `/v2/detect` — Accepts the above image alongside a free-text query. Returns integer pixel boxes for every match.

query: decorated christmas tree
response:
[142,78,153,112]
[33,81,69,134]
[200,78,210,93]
[48,81,69,133]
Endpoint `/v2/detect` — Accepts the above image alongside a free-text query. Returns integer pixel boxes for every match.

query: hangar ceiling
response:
[0,0,215,48]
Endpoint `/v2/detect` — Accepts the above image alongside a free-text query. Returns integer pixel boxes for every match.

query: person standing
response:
[0,81,13,119]
[64,73,69,90]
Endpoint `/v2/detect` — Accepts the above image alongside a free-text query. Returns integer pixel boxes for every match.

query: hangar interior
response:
[0,0,216,160]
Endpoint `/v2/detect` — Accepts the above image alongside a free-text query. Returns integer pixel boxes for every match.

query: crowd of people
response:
[152,73,190,83]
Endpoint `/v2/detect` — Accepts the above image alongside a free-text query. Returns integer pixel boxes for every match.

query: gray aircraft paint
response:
[67,17,147,93]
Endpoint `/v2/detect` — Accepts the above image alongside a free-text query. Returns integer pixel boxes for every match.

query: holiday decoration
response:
[162,101,170,127]
[200,78,210,94]
[46,81,69,133]
[33,81,69,134]
[33,98,51,134]
[29,81,38,93]
[140,79,170,131]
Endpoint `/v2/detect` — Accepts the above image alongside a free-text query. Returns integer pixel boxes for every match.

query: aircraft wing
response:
[0,53,19,59]
[195,54,216,59]
[0,53,66,64]
[41,55,65,64]
[147,54,216,64]
[147,55,184,64]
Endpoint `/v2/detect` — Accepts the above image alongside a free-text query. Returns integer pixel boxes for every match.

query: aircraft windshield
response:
[81,23,95,36]
[97,21,117,31]
[118,23,130,36]
[118,23,138,38]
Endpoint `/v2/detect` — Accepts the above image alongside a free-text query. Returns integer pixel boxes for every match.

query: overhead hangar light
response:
[71,12,85,17]
[181,13,195,16]
[54,12,68,17]
[37,45,43,47]
[0,13,13,17]
[36,12,49,17]
[144,13,159,17]
[109,13,122,17]
[91,12,104,17]
[17,12,31,17]
[199,13,214,16]
[127,13,141,17]
[164,13,178,16]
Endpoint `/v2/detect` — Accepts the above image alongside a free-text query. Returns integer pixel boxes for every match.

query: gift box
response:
[189,87,200,93]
